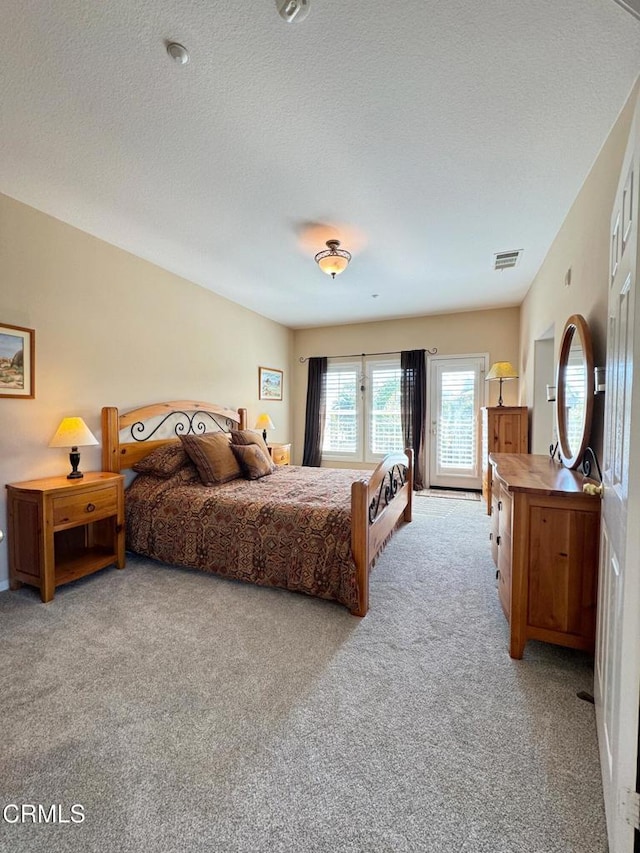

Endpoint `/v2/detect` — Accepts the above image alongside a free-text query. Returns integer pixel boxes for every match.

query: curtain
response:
[401,349,426,490]
[302,357,327,467]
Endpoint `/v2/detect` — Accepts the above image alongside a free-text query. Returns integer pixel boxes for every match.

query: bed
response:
[101,400,413,615]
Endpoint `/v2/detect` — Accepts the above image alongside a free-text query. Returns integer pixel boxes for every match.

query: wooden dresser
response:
[489,453,600,659]
[481,406,528,512]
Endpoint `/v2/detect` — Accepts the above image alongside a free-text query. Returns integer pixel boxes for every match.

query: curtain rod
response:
[298,347,437,363]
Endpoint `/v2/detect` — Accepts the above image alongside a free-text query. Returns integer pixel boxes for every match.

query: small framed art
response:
[258,366,283,401]
[0,323,35,399]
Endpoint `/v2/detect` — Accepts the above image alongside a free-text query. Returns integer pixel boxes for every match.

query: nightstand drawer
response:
[269,444,291,466]
[52,487,118,527]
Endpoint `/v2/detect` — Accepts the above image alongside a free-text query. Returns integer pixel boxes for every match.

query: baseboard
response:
[0,579,10,593]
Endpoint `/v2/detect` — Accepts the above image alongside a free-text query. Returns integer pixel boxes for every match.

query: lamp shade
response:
[48,417,99,448]
[254,413,275,431]
[486,362,518,406]
[486,361,519,381]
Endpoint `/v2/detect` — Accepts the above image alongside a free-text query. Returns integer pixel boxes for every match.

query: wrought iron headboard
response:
[101,401,248,473]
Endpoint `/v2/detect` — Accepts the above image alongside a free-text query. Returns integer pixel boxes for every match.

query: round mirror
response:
[556,314,594,468]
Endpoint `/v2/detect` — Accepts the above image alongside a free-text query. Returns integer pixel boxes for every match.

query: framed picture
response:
[0,323,35,399]
[259,366,283,401]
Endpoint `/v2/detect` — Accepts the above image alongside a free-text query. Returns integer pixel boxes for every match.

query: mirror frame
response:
[556,313,595,469]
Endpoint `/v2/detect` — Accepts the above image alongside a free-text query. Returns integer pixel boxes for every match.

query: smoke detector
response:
[166,42,190,65]
[276,0,311,23]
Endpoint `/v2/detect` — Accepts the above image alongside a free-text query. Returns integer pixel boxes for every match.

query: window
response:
[429,354,486,489]
[324,361,360,456]
[323,357,404,461]
[437,369,477,470]
[366,360,403,458]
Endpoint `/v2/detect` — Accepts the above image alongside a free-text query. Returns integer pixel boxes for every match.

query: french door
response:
[428,355,487,489]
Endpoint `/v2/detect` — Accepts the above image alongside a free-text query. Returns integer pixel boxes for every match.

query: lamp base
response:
[68,447,84,479]
[262,429,268,442]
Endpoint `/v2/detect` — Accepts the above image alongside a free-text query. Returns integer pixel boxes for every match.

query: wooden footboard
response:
[350,448,413,616]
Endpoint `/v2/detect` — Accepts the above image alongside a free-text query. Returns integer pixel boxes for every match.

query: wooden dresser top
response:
[489,453,600,499]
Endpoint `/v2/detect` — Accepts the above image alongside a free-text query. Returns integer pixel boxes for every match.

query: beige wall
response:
[292,306,520,467]
[0,193,292,588]
[519,79,639,460]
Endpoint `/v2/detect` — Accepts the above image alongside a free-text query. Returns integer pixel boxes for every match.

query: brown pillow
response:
[231,443,276,480]
[230,429,271,459]
[132,443,191,478]
[180,432,242,485]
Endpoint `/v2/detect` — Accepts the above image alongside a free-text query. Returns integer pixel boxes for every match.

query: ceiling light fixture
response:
[166,42,190,65]
[314,239,351,279]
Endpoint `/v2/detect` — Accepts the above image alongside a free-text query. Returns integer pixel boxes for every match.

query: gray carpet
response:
[0,498,606,853]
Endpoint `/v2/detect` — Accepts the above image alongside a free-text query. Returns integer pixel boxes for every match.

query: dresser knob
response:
[86,503,96,513]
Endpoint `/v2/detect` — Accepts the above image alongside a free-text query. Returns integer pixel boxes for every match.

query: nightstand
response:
[268,443,291,466]
[6,472,125,602]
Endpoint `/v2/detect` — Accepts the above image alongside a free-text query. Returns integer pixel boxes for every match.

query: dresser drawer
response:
[52,487,118,527]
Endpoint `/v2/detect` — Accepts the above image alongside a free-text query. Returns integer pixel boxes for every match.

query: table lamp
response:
[254,413,275,443]
[486,362,518,406]
[49,416,99,479]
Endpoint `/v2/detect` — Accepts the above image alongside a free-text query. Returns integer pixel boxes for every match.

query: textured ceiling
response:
[1,0,639,328]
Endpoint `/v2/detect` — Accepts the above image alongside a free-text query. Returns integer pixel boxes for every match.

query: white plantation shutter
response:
[437,369,476,470]
[323,362,359,456]
[366,360,403,459]
[564,360,587,454]
[321,356,403,461]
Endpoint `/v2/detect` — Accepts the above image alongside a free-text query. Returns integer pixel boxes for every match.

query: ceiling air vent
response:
[494,250,522,271]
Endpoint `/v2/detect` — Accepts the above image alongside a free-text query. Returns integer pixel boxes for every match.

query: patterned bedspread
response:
[125,465,372,611]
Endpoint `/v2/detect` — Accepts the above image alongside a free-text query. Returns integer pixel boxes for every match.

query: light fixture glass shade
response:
[317,254,349,277]
[486,361,519,381]
[314,240,352,279]
[48,417,99,448]
[254,414,275,431]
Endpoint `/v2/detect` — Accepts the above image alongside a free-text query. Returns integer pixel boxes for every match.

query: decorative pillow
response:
[230,429,271,459]
[231,443,276,480]
[180,432,242,485]
[132,442,191,479]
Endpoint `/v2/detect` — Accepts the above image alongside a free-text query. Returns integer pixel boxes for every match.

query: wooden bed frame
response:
[101,400,413,616]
